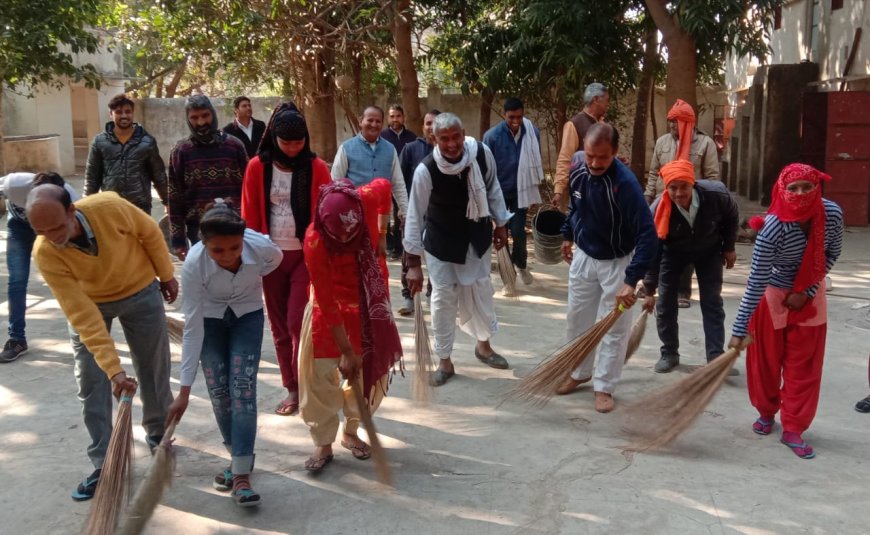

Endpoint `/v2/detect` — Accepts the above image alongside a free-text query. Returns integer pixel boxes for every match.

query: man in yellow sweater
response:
[26,185,178,501]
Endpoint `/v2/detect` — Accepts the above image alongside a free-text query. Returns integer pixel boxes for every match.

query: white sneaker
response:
[519,268,533,285]
[398,297,414,316]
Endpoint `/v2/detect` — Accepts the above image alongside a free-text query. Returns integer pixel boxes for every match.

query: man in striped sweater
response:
[168,95,248,260]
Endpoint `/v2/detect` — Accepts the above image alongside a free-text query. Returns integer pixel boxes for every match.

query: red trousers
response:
[746,296,827,434]
[263,249,310,391]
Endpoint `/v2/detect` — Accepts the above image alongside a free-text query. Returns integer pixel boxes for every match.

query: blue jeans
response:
[200,307,264,475]
[6,216,36,342]
[655,247,726,361]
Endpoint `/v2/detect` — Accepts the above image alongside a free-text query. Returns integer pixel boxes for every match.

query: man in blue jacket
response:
[556,123,658,412]
[483,98,543,286]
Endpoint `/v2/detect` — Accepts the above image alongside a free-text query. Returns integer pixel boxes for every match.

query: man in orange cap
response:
[645,99,720,308]
[642,160,739,374]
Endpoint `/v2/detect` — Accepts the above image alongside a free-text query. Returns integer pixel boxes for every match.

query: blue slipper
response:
[71,468,101,501]
[781,434,815,459]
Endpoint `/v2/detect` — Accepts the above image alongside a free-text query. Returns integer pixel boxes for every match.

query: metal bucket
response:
[532,206,566,265]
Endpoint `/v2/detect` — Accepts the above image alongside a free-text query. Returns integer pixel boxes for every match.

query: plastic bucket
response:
[532,206,566,265]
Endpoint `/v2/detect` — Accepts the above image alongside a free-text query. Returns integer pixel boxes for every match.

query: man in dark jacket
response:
[222,96,266,158]
[84,94,167,213]
[642,159,739,373]
[556,123,657,412]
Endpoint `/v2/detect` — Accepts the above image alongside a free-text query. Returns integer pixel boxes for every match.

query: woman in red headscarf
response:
[729,163,844,459]
[299,178,402,473]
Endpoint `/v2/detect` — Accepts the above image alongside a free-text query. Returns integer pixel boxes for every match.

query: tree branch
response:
[644,0,678,39]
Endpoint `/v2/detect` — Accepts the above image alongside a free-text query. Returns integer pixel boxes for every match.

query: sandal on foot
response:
[781,433,815,459]
[232,485,261,507]
[275,399,299,416]
[855,395,870,413]
[752,417,774,436]
[304,454,334,473]
[71,468,101,502]
[213,467,233,491]
[341,440,372,460]
[430,368,455,387]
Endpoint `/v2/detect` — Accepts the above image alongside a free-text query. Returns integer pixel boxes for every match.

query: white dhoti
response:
[426,245,498,359]
[567,249,634,393]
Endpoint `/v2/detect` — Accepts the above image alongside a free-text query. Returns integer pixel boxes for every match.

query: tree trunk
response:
[650,85,658,140]
[0,89,6,175]
[662,31,698,111]
[300,48,338,162]
[630,27,659,185]
[155,76,165,98]
[478,86,494,139]
[393,0,422,135]
[165,58,188,98]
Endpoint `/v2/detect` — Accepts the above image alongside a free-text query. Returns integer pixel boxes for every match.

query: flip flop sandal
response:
[232,486,261,507]
[275,400,299,416]
[752,417,774,435]
[71,468,102,502]
[781,438,815,459]
[213,468,233,491]
[341,440,372,460]
[304,454,334,473]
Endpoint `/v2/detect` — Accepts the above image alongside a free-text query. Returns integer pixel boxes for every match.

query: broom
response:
[84,388,136,535]
[624,310,650,364]
[496,246,518,297]
[504,304,627,407]
[166,315,184,345]
[621,336,752,453]
[116,421,178,535]
[349,378,393,486]
[411,292,435,403]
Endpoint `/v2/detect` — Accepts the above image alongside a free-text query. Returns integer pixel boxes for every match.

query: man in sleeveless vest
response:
[331,105,409,224]
[404,113,513,387]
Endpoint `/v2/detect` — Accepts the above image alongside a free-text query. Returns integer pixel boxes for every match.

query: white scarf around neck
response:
[432,136,490,221]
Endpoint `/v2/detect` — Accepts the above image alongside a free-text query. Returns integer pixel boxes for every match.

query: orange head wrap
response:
[653,159,696,239]
[666,99,696,161]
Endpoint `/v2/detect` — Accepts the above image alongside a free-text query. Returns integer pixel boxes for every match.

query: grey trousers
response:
[70,281,173,469]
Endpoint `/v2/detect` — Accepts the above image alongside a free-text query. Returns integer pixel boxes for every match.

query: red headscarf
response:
[749,163,831,293]
[315,179,403,402]
[667,99,696,161]
[653,160,696,239]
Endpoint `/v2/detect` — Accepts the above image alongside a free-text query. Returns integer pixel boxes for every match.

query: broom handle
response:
[160,421,177,448]
[349,379,393,486]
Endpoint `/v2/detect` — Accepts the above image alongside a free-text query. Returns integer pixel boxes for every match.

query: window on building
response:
[774,6,782,29]
[831,0,844,10]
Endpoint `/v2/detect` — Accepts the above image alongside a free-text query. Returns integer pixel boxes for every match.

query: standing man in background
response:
[84,93,167,214]
[381,104,418,259]
[483,98,543,286]
[552,83,611,211]
[223,96,266,158]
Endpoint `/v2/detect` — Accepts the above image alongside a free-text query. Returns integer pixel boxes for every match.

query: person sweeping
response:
[166,202,283,506]
[300,178,402,473]
[729,163,843,459]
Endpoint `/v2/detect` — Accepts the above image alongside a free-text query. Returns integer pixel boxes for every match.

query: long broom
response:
[496,246,518,297]
[621,336,752,453]
[350,379,393,486]
[84,388,136,535]
[412,292,434,403]
[624,310,650,364]
[116,421,178,535]
[503,304,627,407]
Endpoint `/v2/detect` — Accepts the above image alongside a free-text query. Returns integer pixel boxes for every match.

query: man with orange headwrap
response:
[642,160,739,374]
[645,99,720,308]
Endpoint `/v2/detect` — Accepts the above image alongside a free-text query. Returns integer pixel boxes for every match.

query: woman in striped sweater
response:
[729,163,843,459]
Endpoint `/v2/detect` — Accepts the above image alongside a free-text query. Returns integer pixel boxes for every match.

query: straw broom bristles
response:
[621,336,752,453]
[350,379,393,486]
[496,246,518,297]
[504,306,625,407]
[624,310,650,364]
[116,421,178,535]
[84,388,136,535]
[412,292,434,403]
[166,315,184,345]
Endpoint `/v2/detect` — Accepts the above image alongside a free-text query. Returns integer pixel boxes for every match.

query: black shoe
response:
[654,355,679,373]
[71,468,101,501]
[856,395,870,413]
[430,368,455,387]
[0,339,27,363]
[474,349,509,369]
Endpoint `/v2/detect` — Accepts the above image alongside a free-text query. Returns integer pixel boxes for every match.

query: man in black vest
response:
[222,96,266,158]
[403,113,512,386]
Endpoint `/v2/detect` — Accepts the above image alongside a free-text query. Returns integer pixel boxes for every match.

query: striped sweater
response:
[731,199,843,337]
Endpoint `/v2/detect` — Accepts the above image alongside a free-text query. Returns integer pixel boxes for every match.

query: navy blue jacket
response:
[482,120,540,200]
[561,157,658,286]
[381,127,417,157]
[399,138,434,193]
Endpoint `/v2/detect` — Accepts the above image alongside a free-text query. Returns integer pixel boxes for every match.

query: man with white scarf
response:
[404,113,512,386]
[483,98,543,286]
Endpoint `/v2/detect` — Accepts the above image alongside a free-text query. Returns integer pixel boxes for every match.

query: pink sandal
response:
[752,416,774,435]
[781,432,815,459]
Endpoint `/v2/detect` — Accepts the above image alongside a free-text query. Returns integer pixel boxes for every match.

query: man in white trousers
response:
[556,123,658,412]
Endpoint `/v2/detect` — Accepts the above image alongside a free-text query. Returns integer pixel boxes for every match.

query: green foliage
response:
[0,0,106,92]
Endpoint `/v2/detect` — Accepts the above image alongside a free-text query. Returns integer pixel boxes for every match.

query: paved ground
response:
[1,181,869,534]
